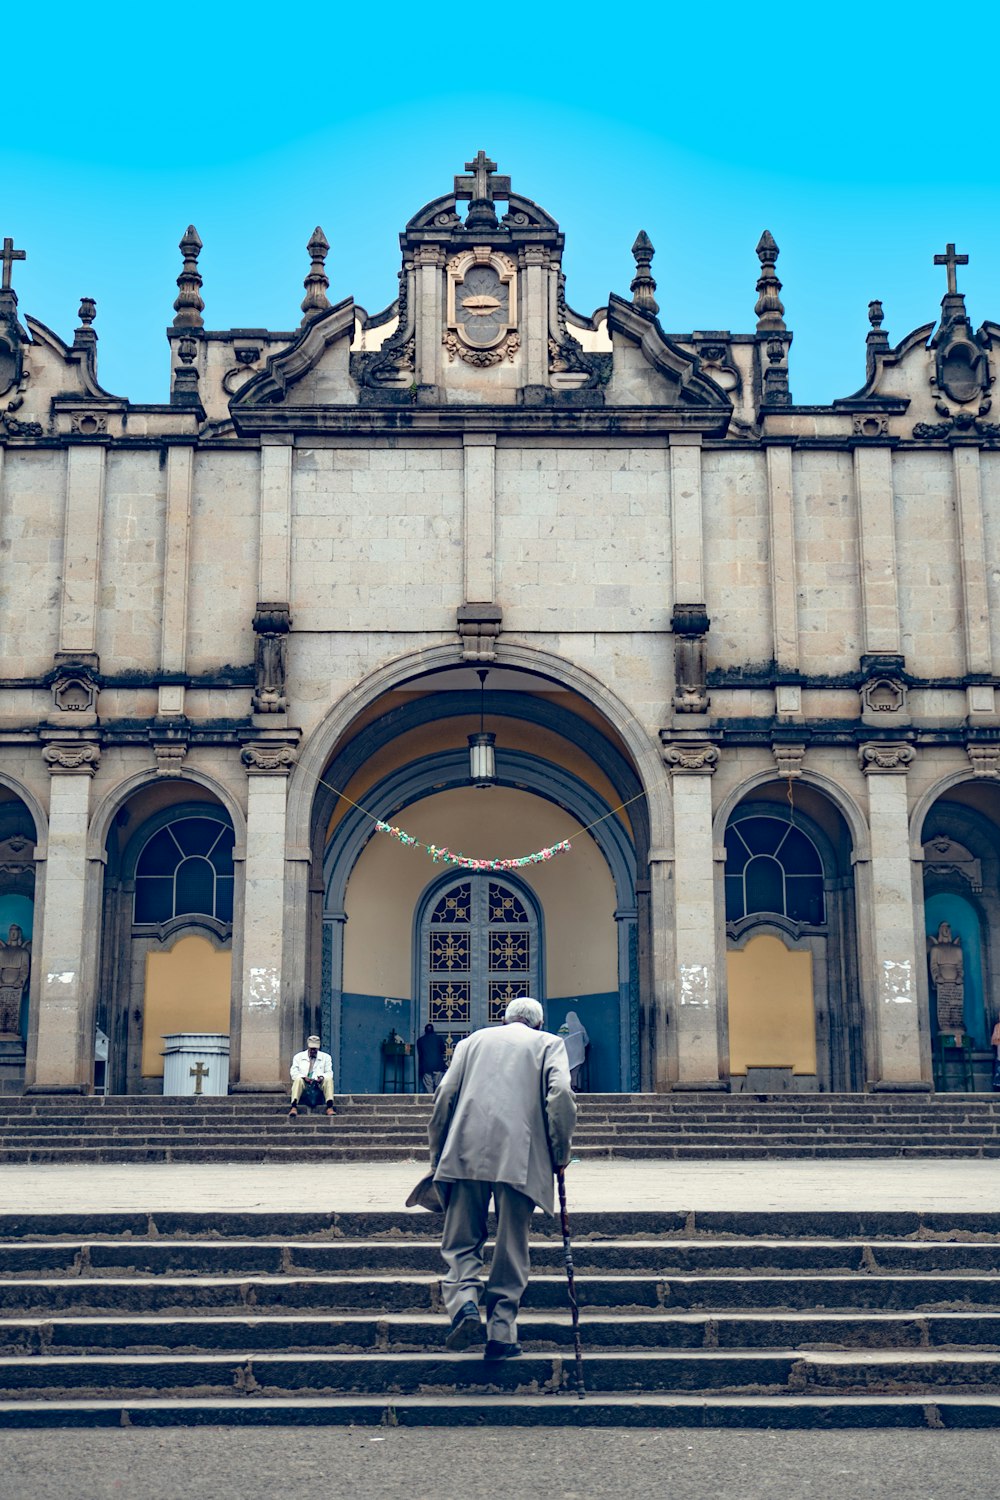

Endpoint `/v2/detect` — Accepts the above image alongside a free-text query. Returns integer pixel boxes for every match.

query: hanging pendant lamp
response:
[468,668,496,787]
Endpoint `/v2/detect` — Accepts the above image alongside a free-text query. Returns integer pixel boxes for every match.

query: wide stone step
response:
[3,1391,999,1429]
[5,1272,1000,1317]
[3,1347,999,1399]
[2,1236,998,1278]
[3,1309,1000,1355]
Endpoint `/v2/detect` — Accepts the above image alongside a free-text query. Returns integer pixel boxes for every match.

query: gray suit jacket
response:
[429,1023,577,1215]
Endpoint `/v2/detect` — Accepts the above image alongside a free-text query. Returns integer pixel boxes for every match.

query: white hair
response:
[504,996,543,1028]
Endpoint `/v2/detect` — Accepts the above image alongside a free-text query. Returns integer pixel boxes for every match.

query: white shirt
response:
[290,1049,333,1081]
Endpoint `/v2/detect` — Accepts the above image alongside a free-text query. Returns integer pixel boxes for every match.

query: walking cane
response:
[556,1165,585,1400]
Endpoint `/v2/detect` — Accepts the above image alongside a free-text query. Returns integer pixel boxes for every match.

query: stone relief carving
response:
[52,670,99,715]
[661,741,719,773]
[861,676,907,716]
[922,834,983,892]
[252,603,291,714]
[70,413,108,435]
[41,742,100,774]
[966,743,1000,778]
[858,742,914,774]
[671,604,710,714]
[241,743,297,773]
[772,743,806,779]
[444,248,518,367]
[852,413,889,437]
[457,603,502,663]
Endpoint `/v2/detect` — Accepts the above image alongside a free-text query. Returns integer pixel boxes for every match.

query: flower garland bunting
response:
[375,821,571,871]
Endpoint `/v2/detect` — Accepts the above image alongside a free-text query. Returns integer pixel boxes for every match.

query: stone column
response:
[236,742,296,1089]
[858,742,927,1088]
[463,433,496,606]
[30,742,100,1090]
[661,740,724,1088]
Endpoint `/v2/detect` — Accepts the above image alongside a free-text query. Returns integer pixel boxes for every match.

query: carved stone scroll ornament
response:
[857,742,914,774]
[671,604,710,714]
[772,743,806,779]
[241,743,297,774]
[41,742,100,775]
[457,603,502,663]
[967,743,1000,779]
[661,741,719,774]
[252,603,291,714]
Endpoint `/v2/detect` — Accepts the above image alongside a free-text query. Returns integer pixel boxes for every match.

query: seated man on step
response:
[428,996,576,1360]
[288,1034,336,1118]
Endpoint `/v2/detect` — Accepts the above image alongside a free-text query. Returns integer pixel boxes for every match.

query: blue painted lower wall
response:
[337,991,624,1093]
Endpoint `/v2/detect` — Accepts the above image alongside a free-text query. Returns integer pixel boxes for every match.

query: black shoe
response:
[484,1339,522,1360]
[445,1302,485,1352]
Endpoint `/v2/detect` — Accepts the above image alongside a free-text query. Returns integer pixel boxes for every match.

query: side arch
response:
[87,769,247,863]
[713,766,871,861]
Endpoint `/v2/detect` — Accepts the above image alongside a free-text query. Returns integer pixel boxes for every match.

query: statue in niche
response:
[0,924,30,1034]
[928,921,965,1040]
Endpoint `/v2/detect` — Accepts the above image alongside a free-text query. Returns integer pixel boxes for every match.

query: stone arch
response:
[0,772,48,857]
[713,766,870,860]
[87,768,247,863]
[287,641,668,853]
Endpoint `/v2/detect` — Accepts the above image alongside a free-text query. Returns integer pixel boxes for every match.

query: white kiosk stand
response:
[161,1033,230,1096]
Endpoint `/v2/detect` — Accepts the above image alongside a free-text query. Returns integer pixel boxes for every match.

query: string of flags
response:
[374,820,572,871]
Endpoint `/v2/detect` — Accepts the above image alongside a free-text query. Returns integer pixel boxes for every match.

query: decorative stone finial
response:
[74,297,97,351]
[866,299,890,382]
[630,231,659,317]
[754,231,786,332]
[172,225,204,329]
[300,227,331,322]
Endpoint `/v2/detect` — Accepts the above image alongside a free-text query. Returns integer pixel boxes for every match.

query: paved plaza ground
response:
[0,1155,997,1215]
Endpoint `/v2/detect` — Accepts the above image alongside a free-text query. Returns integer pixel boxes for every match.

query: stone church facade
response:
[0,154,998,1097]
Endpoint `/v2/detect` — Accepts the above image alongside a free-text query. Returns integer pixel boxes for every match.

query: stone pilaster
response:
[159,444,194,717]
[952,447,993,680]
[765,444,799,672]
[30,742,99,1090]
[236,741,296,1088]
[463,433,496,606]
[661,738,724,1089]
[669,435,704,605]
[258,440,293,606]
[854,446,902,657]
[519,246,549,389]
[413,245,447,396]
[59,445,106,660]
[857,742,927,1089]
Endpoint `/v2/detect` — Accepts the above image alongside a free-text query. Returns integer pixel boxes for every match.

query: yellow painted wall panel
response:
[141,934,232,1077]
[727,933,816,1075]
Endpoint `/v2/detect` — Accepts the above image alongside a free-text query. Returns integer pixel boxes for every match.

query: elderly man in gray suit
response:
[428,995,577,1360]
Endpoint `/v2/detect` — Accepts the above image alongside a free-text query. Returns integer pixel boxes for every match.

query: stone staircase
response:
[0,1209,998,1428]
[2,1094,1000,1163]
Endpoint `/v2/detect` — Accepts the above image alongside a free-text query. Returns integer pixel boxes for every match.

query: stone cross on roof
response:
[0,237,25,293]
[934,243,968,297]
[454,151,511,206]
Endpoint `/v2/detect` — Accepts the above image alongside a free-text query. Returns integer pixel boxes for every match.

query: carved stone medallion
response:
[445,248,518,368]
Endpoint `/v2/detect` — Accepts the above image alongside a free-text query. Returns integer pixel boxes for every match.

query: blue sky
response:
[7,2,1000,406]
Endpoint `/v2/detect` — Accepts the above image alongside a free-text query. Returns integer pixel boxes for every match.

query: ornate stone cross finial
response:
[630,231,659,317]
[0,237,25,293]
[454,150,511,205]
[934,243,969,298]
[454,151,511,232]
[300,226,331,322]
[172,225,205,329]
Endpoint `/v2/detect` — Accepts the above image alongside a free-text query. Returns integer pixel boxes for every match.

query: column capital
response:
[41,740,100,776]
[241,742,297,775]
[858,741,914,775]
[412,245,448,270]
[660,737,719,775]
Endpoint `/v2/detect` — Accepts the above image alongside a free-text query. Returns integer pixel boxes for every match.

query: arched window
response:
[419,874,540,1048]
[134,818,235,924]
[724,815,825,925]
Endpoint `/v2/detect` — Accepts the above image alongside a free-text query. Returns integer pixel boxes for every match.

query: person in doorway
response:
[992,1018,1000,1091]
[417,1022,447,1093]
[288,1035,336,1117]
[428,996,576,1360]
[559,1009,589,1091]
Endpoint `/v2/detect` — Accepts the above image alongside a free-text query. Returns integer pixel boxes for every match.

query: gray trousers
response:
[439,1180,535,1344]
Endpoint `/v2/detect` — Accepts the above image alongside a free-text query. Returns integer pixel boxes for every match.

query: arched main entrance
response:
[313,666,645,1093]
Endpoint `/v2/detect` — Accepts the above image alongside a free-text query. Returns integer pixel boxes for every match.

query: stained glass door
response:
[422,875,539,1059]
